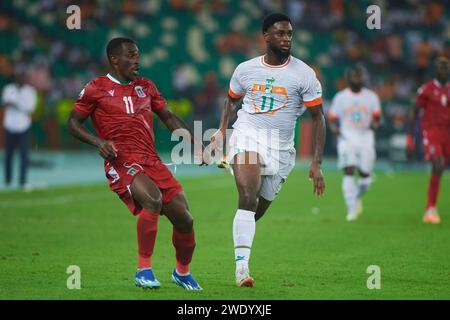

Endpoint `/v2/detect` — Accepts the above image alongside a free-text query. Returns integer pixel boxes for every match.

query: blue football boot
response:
[135,268,161,289]
[171,269,203,291]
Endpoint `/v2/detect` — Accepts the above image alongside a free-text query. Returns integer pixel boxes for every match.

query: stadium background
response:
[0,0,449,300]
[0,0,449,171]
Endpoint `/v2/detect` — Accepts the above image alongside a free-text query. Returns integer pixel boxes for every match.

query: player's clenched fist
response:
[97,140,118,159]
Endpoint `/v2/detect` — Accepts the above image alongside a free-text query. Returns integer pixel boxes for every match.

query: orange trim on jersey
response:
[304,97,322,107]
[228,89,242,99]
[372,110,382,117]
[372,110,382,120]
[260,55,291,68]
[327,112,338,121]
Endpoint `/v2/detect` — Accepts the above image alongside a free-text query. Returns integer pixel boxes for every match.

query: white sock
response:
[233,209,256,271]
[342,176,358,214]
[357,176,372,198]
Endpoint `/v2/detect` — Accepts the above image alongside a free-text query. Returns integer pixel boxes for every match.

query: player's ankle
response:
[137,267,152,272]
[175,269,190,276]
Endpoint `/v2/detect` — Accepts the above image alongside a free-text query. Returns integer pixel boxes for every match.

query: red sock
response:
[137,210,159,269]
[172,228,196,274]
[426,174,441,209]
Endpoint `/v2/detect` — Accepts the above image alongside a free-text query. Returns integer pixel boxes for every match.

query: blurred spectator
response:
[1,66,37,189]
[217,30,250,54]
[193,71,220,128]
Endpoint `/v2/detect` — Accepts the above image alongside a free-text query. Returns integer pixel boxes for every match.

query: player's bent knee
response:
[140,193,163,213]
[431,159,445,175]
[238,191,258,211]
[344,167,355,175]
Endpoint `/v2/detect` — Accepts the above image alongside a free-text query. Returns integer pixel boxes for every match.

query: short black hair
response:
[106,37,136,63]
[435,56,449,67]
[345,65,364,79]
[262,13,291,33]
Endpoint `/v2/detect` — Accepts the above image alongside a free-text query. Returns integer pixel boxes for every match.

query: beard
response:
[268,44,291,60]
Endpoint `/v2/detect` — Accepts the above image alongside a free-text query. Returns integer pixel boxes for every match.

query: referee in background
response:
[1,66,37,190]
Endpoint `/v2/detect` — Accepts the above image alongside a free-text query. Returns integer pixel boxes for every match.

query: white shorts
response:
[337,139,375,173]
[227,128,296,201]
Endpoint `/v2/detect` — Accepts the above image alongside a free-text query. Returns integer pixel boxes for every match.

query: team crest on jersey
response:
[135,86,146,98]
[127,168,139,176]
[264,77,276,93]
[125,163,143,176]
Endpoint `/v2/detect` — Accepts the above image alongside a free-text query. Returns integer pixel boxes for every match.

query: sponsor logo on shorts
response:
[107,166,120,184]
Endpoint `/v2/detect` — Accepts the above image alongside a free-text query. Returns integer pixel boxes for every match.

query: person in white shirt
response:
[210,13,326,287]
[328,65,382,221]
[2,67,37,188]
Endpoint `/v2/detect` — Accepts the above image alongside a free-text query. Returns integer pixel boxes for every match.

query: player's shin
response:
[137,210,159,270]
[233,209,256,272]
[172,228,196,275]
[426,174,441,210]
[357,176,372,198]
[342,176,358,216]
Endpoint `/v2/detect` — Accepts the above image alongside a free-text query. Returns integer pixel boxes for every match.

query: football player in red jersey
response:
[67,38,207,290]
[407,57,450,224]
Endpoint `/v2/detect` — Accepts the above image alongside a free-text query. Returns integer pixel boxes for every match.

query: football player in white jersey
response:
[210,13,326,287]
[328,66,382,221]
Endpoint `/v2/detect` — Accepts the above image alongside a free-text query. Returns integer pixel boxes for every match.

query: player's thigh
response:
[162,192,193,231]
[231,151,263,195]
[259,148,295,202]
[337,141,357,169]
[359,145,376,173]
[423,129,444,163]
[130,172,163,212]
[443,132,450,167]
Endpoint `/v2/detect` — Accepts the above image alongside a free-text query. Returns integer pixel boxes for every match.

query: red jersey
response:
[416,79,450,130]
[73,74,167,163]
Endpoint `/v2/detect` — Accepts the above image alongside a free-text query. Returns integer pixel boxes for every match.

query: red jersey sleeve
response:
[148,80,167,113]
[73,81,98,117]
[415,84,428,107]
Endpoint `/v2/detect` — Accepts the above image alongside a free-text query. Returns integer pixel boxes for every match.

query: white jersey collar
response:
[107,73,131,85]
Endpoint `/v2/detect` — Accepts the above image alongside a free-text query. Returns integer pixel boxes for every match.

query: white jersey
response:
[228,55,322,151]
[2,83,37,133]
[328,87,381,146]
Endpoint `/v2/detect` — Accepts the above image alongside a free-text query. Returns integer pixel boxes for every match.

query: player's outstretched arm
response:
[155,107,208,165]
[307,104,326,196]
[210,96,240,153]
[327,118,340,137]
[67,110,117,159]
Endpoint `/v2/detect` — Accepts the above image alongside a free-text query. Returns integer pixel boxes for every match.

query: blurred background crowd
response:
[0,0,449,159]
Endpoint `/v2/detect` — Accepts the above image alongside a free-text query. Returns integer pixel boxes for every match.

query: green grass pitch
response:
[0,168,449,299]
